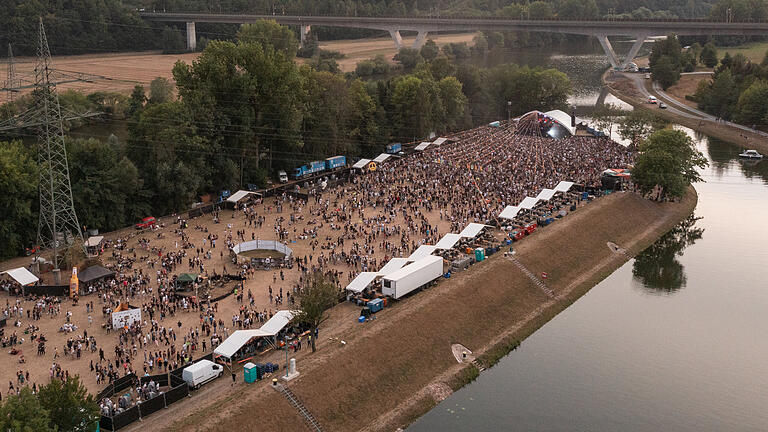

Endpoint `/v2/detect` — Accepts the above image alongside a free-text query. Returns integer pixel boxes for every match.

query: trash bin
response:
[243,362,257,383]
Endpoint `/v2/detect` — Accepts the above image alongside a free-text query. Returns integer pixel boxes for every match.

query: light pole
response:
[507,101,512,124]
[284,334,289,378]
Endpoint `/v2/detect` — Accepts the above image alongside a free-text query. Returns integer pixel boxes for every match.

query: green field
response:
[718,41,768,63]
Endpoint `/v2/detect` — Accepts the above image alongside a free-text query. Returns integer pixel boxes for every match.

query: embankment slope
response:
[165,190,697,432]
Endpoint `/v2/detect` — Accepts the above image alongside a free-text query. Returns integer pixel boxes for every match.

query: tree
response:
[700,42,719,68]
[296,274,340,352]
[148,77,174,105]
[394,48,423,71]
[38,376,99,432]
[697,68,738,119]
[652,55,680,89]
[0,140,37,259]
[529,1,554,19]
[237,20,298,59]
[0,388,52,432]
[127,85,146,118]
[590,103,628,137]
[735,80,768,126]
[617,109,666,147]
[161,26,186,53]
[633,129,708,199]
[420,39,439,62]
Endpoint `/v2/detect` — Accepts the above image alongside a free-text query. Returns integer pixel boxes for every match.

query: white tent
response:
[214,310,297,359]
[555,181,575,192]
[352,158,371,169]
[372,153,391,163]
[536,189,557,201]
[459,223,488,238]
[227,190,260,203]
[519,197,540,209]
[414,142,430,151]
[260,310,296,336]
[544,110,576,136]
[432,138,447,145]
[377,258,409,276]
[1,267,39,286]
[435,233,462,250]
[84,236,104,248]
[408,245,438,262]
[345,272,379,293]
[499,206,522,220]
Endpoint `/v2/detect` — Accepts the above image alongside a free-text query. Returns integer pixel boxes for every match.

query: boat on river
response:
[739,149,763,159]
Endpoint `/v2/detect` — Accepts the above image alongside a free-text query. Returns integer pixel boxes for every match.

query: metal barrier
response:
[25,285,68,296]
[138,393,166,418]
[110,406,140,431]
[163,383,189,406]
[113,373,137,393]
[140,373,169,387]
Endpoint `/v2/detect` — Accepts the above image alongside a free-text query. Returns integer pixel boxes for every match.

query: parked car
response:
[659,102,667,109]
[648,96,657,104]
[645,73,651,79]
[510,228,526,242]
[182,359,223,389]
[278,170,288,183]
[135,216,156,230]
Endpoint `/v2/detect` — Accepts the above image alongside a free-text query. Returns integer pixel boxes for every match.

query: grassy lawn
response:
[718,41,768,63]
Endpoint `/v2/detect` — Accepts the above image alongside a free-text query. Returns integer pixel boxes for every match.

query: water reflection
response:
[704,137,768,184]
[632,214,704,294]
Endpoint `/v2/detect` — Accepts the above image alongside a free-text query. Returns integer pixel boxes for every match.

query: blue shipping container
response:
[325,155,346,169]
[386,143,402,154]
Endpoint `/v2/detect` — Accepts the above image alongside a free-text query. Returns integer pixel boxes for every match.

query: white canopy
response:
[260,310,296,336]
[345,272,379,293]
[499,206,522,220]
[377,258,409,276]
[1,267,39,286]
[432,138,447,145]
[555,181,575,192]
[435,233,462,250]
[519,197,540,209]
[544,110,576,136]
[352,158,371,169]
[84,236,104,247]
[536,189,557,201]
[414,142,430,151]
[408,245,438,262]
[372,153,391,163]
[227,190,260,203]
[459,223,488,238]
[214,310,296,359]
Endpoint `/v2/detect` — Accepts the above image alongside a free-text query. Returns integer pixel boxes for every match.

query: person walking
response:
[231,371,236,386]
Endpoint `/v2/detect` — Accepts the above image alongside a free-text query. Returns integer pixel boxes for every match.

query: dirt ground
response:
[666,74,709,109]
[143,190,696,432]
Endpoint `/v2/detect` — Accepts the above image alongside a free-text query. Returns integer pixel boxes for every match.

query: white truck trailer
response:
[381,255,444,299]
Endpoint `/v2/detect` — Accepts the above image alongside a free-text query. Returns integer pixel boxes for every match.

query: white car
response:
[645,73,651,79]
[648,96,657,104]
[739,149,763,159]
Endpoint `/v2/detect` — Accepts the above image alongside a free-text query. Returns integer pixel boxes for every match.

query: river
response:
[410,46,768,431]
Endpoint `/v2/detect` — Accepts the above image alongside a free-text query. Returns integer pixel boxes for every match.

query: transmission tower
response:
[4,43,19,102]
[33,17,84,269]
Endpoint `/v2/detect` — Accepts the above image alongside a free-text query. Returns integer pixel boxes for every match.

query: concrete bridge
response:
[140,12,768,69]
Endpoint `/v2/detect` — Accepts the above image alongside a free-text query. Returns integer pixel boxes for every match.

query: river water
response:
[410,47,768,431]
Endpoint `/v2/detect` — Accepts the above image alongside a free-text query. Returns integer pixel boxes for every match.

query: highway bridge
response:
[139,12,768,69]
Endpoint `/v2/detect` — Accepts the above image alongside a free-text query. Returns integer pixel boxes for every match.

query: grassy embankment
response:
[163,189,697,432]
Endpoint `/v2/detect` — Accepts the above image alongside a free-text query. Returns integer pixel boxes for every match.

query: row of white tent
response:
[213,310,296,360]
[355,137,451,169]
[345,222,489,294]
[498,181,575,220]
[415,137,448,152]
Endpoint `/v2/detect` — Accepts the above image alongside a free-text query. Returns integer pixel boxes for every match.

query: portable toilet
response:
[474,247,485,262]
[243,362,257,383]
[367,298,383,313]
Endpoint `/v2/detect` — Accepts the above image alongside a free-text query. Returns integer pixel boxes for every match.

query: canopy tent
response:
[408,245,438,262]
[519,197,540,209]
[536,189,557,201]
[377,258,409,276]
[84,236,104,248]
[554,181,575,192]
[372,153,391,163]
[499,206,522,220]
[214,310,296,360]
[177,273,198,283]
[459,223,488,238]
[435,233,462,250]
[1,268,38,286]
[352,158,371,169]
[345,272,379,293]
[414,142,430,151]
[227,190,261,203]
[432,137,448,145]
[78,265,115,283]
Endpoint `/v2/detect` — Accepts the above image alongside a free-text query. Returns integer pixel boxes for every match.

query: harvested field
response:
[666,74,709,109]
[157,190,696,432]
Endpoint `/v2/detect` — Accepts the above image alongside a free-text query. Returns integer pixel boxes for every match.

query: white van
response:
[278,170,288,183]
[648,96,657,104]
[182,359,224,389]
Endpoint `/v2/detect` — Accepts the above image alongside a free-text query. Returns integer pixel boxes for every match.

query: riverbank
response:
[603,70,768,155]
[160,189,697,432]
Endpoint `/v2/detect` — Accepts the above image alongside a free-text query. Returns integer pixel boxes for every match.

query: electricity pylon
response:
[4,43,18,102]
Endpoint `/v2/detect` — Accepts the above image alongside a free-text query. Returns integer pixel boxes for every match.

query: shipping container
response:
[381,255,443,299]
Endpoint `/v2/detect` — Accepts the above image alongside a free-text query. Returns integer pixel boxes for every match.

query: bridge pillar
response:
[621,34,649,69]
[389,29,403,50]
[186,22,197,51]
[412,31,429,49]
[300,25,312,48]
[596,35,619,69]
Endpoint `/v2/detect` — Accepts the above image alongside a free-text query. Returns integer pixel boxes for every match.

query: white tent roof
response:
[1,267,39,286]
[352,158,371,169]
[459,223,488,238]
[84,236,104,247]
[214,329,269,359]
[519,197,540,209]
[227,190,260,203]
[555,181,575,192]
[432,138,447,145]
[536,189,557,201]
[372,153,391,163]
[408,245,438,261]
[345,272,379,293]
[414,142,430,151]
[499,206,522,220]
[383,255,443,283]
[260,310,296,336]
[377,258,409,276]
[435,233,462,250]
[544,110,576,136]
